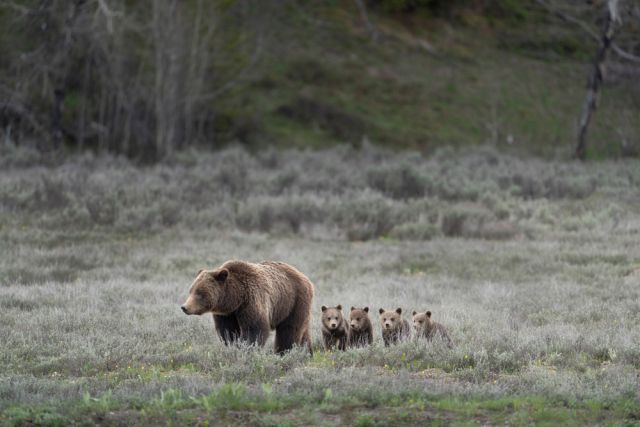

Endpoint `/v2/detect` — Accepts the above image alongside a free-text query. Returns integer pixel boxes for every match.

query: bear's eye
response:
[356,318,360,321]
[419,320,423,324]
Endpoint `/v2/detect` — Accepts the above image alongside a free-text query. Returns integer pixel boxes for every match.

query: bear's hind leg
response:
[302,328,313,355]
[274,321,298,355]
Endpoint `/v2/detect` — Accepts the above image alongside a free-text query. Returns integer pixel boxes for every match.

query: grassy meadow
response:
[1,145,640,425]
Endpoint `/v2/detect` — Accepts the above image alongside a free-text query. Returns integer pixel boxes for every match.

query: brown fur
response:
[348,307,373,347]
[412,310,453,348]
[379,308,411,346]
[181,260,314,354]
[321,305,349,351]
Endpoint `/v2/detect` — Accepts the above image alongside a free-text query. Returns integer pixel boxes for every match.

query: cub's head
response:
[321,305,344,331]
[379,308,403,331]
[181,267,237,315]
[412,310,432,331]
[349,307,370,331]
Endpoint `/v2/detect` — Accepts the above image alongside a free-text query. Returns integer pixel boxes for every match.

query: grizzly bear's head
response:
[349,307,370,331]
[412,310,432,332]
[321,305,344,331]
[181,268,242,316]
[378,307,403,331]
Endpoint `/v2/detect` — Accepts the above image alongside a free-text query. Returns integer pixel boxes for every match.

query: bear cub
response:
[379,308,411,346]
[348,307,373,347]
[321,305,349,351]
[412,310,453,348]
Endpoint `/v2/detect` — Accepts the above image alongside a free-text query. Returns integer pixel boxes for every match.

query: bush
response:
[390,221,440,240]
[332,192,401,241]
[440,203,494,238]
[366,163,426,199]
[85,193,118,226]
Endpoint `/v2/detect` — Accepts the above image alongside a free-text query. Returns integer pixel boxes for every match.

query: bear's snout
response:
[329,322,337,329]
[181,305,190,315]
[384,322,391,329]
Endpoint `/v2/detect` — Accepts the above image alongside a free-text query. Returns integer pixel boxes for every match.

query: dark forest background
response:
[1,0,639,160]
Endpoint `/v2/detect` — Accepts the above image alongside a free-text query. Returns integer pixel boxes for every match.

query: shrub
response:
[440,203,494,238]
[366,163,427,199]
[85,193,118,226]
[332,191,401,241]
[390,221,440,240]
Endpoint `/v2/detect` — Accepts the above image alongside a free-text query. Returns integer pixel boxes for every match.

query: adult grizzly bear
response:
[181,260,314,354]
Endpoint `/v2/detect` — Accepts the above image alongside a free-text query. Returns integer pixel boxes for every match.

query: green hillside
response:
[1,1,638,159]
[239,3,638,158]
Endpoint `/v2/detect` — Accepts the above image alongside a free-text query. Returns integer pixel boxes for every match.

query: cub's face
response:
[181,268,229,315]
[321,305,344,330]
[379,308,403,331]
[349,307,370,331]
[412,311,432,331]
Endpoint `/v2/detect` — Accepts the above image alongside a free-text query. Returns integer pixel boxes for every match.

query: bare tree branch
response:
[354,0,379,42]
[189,33,263,104]
[576,0,621,160]
[536,0,640,64]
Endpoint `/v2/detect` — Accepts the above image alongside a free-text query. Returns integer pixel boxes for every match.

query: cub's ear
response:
[213,268,229,283]
[395,307,402,315]
[426,311,432,318]
[321,306,328,312]
[197,269,204,275]
[337,304,342,310]
[412,311,417,316]
[363,307,369,313]
[379,308,385,314]
[350,306,356,312]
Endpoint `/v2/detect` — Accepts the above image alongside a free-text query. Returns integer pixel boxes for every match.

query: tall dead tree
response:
[575,0,621,160]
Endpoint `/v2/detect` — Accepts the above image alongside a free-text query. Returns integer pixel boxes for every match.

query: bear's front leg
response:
[338,335,347,351]
[213,314,241,345]
[239,319,270,347]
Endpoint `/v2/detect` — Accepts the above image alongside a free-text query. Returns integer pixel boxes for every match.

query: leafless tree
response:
[0,0,266,158]
[536,0,639,159]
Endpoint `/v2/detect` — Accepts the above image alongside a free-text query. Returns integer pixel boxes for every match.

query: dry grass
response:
[1,146,639,424]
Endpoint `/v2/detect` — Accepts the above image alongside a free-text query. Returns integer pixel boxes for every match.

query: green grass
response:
[2,390,638,426]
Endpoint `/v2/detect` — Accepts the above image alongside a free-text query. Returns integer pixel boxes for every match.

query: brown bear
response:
[412,310,453,348]
[348,307,373,347]
[379,308,411,346]
[321,305,349,351]
[181,260,314,354]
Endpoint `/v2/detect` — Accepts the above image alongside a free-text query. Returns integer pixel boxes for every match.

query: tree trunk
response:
[354,0,379,42]
[576,0,620,160]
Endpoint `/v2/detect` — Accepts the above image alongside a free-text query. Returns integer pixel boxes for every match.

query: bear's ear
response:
[395,307,402,315]
[336,304,342,311]
[197,269,204,275]
[321,306,327,312]
[379,308,384,314]
[213,268,229,283]
[412,311,417,316]
[350,306,355,312]
[363,307,369,313]
[426,311,432,318]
